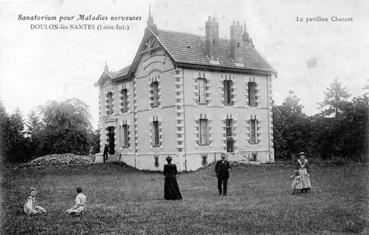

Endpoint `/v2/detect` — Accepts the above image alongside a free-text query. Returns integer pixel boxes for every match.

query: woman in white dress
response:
[295,152,312,193]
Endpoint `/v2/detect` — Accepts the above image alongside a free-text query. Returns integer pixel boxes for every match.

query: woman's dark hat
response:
[166,156,172,161]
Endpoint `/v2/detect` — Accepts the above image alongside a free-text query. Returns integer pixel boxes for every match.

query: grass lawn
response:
[1,162,368,234]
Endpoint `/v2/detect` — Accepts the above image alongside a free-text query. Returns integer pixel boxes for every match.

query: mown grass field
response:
[1,162,368,234]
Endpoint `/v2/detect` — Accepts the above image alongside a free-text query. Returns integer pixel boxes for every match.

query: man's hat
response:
[299,152,305,156]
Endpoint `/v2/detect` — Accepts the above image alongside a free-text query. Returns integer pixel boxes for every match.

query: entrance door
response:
[226,137,234,153]
[107,126,115,154]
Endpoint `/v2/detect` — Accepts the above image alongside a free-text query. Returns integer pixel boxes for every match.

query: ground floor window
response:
[226,119,234,152]
[199,119,209,145]
[152,121,160,146]
[250,118,257,144]
[107,126,115,154]
[121,124,129,148]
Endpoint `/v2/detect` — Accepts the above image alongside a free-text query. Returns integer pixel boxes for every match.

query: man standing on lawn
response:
[215,153,231,196]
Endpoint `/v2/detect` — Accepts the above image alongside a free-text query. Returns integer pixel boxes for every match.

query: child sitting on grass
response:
[290,171,302,195]
[65,187,86,215]
[24,187,46,215]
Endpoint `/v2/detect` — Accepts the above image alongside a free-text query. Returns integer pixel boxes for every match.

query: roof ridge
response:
[158,28,204,38]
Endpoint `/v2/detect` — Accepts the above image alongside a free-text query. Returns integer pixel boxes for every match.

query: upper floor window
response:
[197,78,207,104]
[248,82,257,107]
[106,92,113,115]
[120,89,129,113]
[199,118,209,145]
[224,80,233,105]
[152,120,160,146]
[151,81,159,107]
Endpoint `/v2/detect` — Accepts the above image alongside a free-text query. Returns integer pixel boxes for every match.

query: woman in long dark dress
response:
[163,156,182,200]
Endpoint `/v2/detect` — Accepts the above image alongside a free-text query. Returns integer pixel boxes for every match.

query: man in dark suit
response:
[103,144,109,163]
[215,153,231,196]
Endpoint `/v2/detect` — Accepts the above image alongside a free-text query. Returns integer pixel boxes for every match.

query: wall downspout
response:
[181,68,187,171]
[266,75,271,162]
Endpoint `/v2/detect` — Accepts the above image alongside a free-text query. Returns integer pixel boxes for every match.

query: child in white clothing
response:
[24,187,46,215]
[65,187,86,215]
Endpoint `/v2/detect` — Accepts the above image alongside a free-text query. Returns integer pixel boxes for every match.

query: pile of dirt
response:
[29,153,93,166]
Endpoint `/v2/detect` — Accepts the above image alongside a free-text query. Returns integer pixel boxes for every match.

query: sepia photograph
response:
[0,0,368,234]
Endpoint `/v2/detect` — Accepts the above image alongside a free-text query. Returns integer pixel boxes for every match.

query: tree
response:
[90,129,101,154]
[26,110,42,138]
[1,108,31,162]
[36,98,93,156]
[338,96,369,161]
[319,78,351,117]
[273,91,311,160]
[0,100,9,162]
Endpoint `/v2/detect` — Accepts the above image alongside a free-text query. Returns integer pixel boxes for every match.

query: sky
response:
[1,0,368,128]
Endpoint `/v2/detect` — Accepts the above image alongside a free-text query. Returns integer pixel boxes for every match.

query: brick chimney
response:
[147,5,158,33]
[205,16,219,60]
[230,21,243,63]
[242,21,253,47]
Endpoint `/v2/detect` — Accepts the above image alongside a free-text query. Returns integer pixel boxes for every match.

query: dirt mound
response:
[30,153,93,166]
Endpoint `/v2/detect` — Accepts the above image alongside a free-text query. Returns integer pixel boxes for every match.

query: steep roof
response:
[105,26,276,83]
[155,29,275,73]
[110,65,130,79]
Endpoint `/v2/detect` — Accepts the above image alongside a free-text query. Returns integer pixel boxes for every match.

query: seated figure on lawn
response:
[65,187,86,215]
[24,187,46,215]
[290,170,303,194]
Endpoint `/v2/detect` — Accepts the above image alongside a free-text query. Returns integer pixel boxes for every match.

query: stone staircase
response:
[227,152,261,165]
[93,153,121,163]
